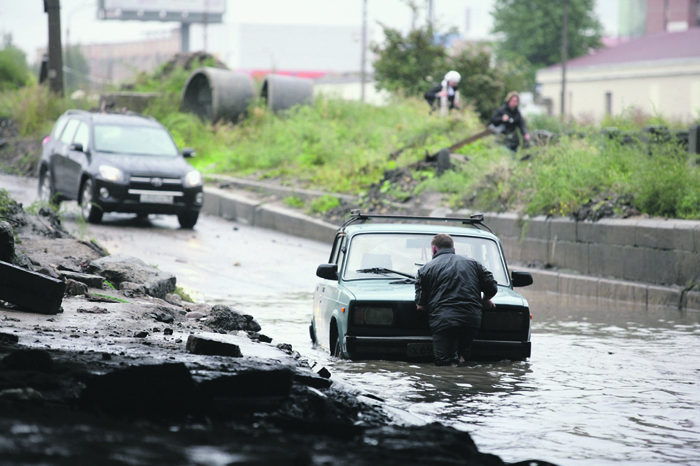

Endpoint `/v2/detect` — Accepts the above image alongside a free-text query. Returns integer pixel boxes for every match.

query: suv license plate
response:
[407,343,433,358]
[140,194,173,204]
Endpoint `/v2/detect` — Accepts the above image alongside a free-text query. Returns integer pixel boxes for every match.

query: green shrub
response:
[309,195,340,214]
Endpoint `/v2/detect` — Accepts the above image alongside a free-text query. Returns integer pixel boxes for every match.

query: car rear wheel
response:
[38,168,60,206]
[80,178,103,224]
[178,211,199,229]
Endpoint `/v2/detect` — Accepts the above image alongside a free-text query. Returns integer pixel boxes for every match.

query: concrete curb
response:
[202,185,700,312]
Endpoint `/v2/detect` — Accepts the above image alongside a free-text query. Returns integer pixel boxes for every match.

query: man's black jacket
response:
[415,249,498,333]
[489,103,528,136]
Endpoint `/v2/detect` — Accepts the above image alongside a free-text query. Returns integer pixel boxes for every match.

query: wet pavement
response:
[3,174,700,465]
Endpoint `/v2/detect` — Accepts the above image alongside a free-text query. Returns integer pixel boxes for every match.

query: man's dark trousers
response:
[432,325,480,366]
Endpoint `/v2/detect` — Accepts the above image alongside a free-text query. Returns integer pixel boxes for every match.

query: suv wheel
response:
[38,168,60,206]
[80,178,103,224]
[178,211,199,229]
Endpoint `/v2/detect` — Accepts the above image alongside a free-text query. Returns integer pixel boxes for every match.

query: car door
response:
[63,121,91,199]
[53,118,80,195]
[316,234,347,348]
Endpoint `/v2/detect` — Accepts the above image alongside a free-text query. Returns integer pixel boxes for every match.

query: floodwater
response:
[5,174,699,466]
[230,290,700,466]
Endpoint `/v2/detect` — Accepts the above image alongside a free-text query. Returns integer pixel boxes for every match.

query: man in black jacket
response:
[415,233,498,367]
[489,91,531,152]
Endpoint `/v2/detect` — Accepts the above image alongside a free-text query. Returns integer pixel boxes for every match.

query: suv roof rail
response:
[340,210,493,233]
[65,109,91,115]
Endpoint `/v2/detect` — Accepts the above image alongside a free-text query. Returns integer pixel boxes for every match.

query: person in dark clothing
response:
[424,70,461,112]
[489,91,531,152]
[415,233,498,367]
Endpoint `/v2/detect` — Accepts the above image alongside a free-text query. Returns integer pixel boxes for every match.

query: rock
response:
[134,331,149,338]
[312,364,331,379]
[185,334,242,357]
[0,387,44,401]
[164,293,183,306]
[203,305,261,333]
[79,363,196,418]
[0,332,19,344]
[0,221,15,262]
[294,370,332,389]
[146,305,176,324]
[183,302,211,314]
[88,255,176,299]
[59,271,104,288]
[186,311,205,320]
[65,278,88,296]
[163,328,173,335]
[36,266,60,279]
[247,331,272,343]
[276,343,293,355]
[77,306,109,314]
[2,349,53,372]
[119,281,146,297]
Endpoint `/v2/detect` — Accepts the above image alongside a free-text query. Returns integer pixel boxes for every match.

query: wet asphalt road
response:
[3,174,700,465]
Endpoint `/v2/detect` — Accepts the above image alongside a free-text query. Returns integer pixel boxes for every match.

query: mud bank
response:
[0,193,555,465]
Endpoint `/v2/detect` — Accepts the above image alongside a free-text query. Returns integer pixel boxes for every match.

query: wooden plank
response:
[0,260,66,314]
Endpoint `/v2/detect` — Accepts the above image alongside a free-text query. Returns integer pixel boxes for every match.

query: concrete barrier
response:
[202,185,700,311]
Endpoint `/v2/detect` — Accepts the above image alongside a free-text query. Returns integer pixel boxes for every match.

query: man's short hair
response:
[432,233,454,250]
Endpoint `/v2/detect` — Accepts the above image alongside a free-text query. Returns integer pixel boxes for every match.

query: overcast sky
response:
[2,0,486,65]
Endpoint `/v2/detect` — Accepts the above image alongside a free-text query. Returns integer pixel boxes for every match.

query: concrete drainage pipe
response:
[261,74,314,113]
[181,67,254,123]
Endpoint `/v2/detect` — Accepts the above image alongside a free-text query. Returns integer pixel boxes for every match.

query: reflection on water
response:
[233,290,700,466]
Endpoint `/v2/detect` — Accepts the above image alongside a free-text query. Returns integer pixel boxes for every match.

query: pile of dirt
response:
[0,118,41,177]
[158,51,228,77]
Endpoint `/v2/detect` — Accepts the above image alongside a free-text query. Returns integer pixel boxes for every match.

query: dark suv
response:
[37,110,203,228]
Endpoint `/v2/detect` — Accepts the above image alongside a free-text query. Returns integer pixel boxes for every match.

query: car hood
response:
[340,280,527,306]
[93,153,194,177]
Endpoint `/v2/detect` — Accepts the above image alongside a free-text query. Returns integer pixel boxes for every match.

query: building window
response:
[605,92,612,115]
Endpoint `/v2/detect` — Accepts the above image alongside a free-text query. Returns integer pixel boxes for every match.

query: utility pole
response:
[560,0,569,116]
[427,0,434,29]
[361,0,367,102]
[44,0,64,96]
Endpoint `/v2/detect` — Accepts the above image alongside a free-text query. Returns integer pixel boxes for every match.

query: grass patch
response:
[173,286,195,303]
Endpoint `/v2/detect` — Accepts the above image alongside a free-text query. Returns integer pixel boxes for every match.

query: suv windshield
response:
[94,124,179,157]
[343,233,509,285]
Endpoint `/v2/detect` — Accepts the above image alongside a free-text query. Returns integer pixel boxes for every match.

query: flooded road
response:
[4,175,700,465]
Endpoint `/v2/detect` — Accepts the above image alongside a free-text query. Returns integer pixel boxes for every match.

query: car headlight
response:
[353,306,394,326]
[99,165,125,183]
[183,170,202,188]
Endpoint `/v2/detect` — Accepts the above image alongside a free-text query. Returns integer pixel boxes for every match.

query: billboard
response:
[98,0,225,23]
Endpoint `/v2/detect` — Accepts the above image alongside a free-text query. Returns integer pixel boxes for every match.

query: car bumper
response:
[93,180,203,215]
[344,335,531,361]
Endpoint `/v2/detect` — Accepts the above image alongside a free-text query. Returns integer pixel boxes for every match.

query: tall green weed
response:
[0,84,70,136]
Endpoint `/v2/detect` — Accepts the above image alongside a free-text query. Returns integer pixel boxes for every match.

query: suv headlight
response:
[184,170,202,188]
[99,165,125,183]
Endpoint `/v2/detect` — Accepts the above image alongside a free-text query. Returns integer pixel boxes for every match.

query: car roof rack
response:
[340,209,493,233]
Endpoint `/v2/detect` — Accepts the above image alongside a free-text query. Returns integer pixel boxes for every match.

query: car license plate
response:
[140,194,173,204]
[407,343,433,358]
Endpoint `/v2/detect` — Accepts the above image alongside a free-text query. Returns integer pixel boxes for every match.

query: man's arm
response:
[415,269,427,310]
[478,264,498,309]
[517,112,531,141]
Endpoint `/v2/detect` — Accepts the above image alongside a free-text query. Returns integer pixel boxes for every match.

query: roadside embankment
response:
[203,177,700,312]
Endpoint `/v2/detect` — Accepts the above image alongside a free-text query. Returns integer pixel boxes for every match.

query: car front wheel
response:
[178,211,199,229]
[38,168,60,206]
[80,178,103,224]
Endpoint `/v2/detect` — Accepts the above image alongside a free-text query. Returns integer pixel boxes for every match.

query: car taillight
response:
[42,136,51,146]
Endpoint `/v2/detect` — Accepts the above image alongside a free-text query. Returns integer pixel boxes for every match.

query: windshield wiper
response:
[356,267,416,279]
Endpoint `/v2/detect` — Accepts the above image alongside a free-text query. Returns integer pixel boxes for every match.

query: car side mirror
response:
[70,142,84,152]
[511,271,533,287]
[182,147,196,158]
[316,264,338,281]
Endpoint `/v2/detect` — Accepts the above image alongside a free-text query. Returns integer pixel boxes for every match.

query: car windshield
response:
[93,124,179,157]
[343,232,509,285]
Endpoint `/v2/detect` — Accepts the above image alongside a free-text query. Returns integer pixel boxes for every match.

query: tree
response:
[0,33,30,90]
[492,0,603,68]
[370,24,448,97]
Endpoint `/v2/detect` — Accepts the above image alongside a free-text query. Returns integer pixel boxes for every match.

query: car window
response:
[93,124,179,157]
[73,122,90,149]
[52,115,69,138]
[59,119,80,144]
[343,233,508,285]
